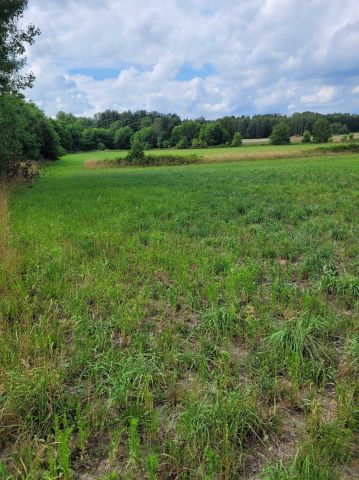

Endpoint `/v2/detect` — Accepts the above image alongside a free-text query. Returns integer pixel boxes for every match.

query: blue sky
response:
[23,0,359,118]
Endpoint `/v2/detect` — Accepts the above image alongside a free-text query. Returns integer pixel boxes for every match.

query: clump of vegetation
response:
[126,137,146,163]
[0,2,60,178]
[231,132,243,146]
[315,143,359,153]
[122,139,201,167]
[302,130,312,143]
[270,123,291,145]
[313,118,332,143]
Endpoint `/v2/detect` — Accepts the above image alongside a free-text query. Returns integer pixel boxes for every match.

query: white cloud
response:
[22,0,359,117]
[301,86,337,105]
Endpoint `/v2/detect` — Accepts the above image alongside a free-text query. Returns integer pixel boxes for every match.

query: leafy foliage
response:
[302,130,312,143]
[0,0,40,93]
[270,123,291,145]
[313,118,332,143]
[231,132,243,146]
[0,95,61,177]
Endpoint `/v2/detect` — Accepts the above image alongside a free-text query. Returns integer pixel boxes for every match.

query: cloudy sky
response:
[22,0,359,118]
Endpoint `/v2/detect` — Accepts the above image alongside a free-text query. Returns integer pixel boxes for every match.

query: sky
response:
[22,0,359,118]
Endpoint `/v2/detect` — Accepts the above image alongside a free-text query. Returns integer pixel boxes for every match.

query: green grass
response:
[0,148,358,479]
[85,142,322,161]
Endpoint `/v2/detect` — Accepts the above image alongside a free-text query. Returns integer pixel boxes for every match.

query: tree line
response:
[1,1,359,178]
[0,0,60,177]
[53,110,359,153]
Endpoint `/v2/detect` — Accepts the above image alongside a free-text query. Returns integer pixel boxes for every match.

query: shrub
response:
[302,130,312,143]
[126,138,145,163]
[269,123,291,145]
[231,132,243,147]
[315,143,359,154]
[191,138,202,148]
[97,142,106,151]
[176,138,189,149]
[123,154,201,167]
[161,140,171,149]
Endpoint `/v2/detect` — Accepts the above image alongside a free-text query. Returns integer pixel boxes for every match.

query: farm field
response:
[1,150,358,479]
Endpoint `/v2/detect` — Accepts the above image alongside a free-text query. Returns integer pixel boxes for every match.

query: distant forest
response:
[53,110,359,152]
[3,95,359,178]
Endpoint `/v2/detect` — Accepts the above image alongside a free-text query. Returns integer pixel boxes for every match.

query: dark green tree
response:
[312,118,332,143]
[170,121,200,146]
[0,0,40,93]
[113,126,133,149]
[270,123,291,145]
[132,127,157,150]
[198,122,226,147]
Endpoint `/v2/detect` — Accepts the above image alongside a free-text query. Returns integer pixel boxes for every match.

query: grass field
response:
[0,149,358,479]
[85,142,321,161]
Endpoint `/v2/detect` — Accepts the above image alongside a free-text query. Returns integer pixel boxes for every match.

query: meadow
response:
[0,148,358,479]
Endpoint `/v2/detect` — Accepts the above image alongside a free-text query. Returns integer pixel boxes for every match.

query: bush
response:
[176,138,189,149]
[270,123,291,145]
[302,131,312,143]
[161,140,171,149]
[191,138,201,148]
[126,138,145,163]
[97,142,106,151]
[110,154,201,168]
[231,132,243,147]
[313,118,332,143]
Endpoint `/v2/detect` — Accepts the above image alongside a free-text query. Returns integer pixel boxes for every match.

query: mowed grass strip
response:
[0,151,358,479]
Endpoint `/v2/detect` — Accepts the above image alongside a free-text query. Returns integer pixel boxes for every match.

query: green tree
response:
[176,138,189,149]
[0,95,25,175]
[302,130,312,143]
[330,122,348,135]
[114,126,133,149]
[0,95,61,177]
[312,118,332,143]
[132,127,157,150]
[270,123,291,145]
[231,132,243,147]
[170,121,200,146]
[0,0,40,93]
[198,122,226,147]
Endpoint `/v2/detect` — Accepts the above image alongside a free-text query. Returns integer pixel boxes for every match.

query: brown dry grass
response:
[84,159,112,170]
[203,149,325,163]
